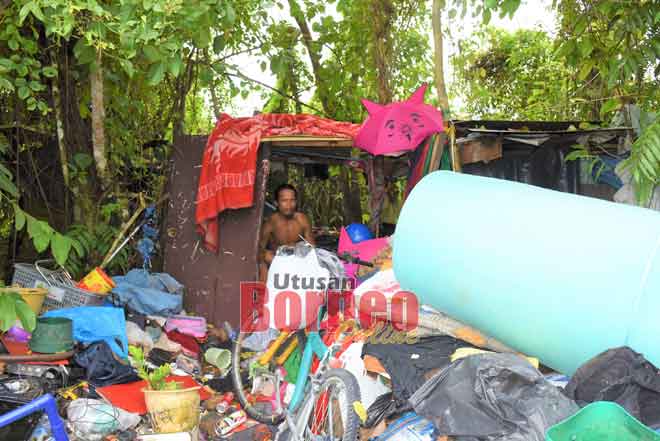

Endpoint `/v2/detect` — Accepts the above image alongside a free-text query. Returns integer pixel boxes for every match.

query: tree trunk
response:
[90,50,109,189]
[432,0,450,117]
[287,0,334,116]
[372,0,394,103]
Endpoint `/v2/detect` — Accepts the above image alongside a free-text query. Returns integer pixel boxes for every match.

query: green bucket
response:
[546,401,660,441]
[29,317,74,354]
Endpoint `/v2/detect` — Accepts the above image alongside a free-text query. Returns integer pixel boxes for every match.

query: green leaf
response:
[51,233,72,266]
[18,3,31,25]
[0,295,17,332]
[120,59,135,77]
[30,3,45,22]
[169,55,183,77]
[70,238,84,257]
[448,9,457,19]
[143,45,160,63]
[33,232,50,253]
[42,66,57,78]
[578,39,593,57]
[600,98,620,116]
[14,208,26,230]
[74,42,96,65]
[147,62,166,85]
[226,4,236,25]
[0,173,18,197]
[0,78,14,92]
[15,299,36,332]
[213,36,225,54]
[74,153,93,169]
[18,86,30,100]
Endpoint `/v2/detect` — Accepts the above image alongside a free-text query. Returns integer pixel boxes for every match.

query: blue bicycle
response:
[231,245,372,441]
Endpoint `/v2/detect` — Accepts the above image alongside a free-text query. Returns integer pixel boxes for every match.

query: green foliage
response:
[129,345,181,390]
[64,223,130,280]
[451,27,576,120]
[555,0,660,119]
[622,118,660,206]
[0,291,36,333]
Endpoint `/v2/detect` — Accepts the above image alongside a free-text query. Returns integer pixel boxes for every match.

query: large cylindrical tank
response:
[393,171,660,375]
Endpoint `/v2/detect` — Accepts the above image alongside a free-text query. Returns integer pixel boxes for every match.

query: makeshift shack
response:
[162,119,632,328]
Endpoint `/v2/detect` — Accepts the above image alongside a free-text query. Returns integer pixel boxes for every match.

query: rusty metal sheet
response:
[162,135,269,328]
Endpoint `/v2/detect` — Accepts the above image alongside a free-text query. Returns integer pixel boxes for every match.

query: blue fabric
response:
[593,155,624,190]
[110,269,183,317]
[42,307,128,359]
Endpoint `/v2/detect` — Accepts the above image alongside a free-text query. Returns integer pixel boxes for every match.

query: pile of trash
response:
[0,261,256,441]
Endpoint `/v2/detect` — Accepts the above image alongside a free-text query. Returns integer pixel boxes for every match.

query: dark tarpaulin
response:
[462,144,580,194]
[564,346,660,429]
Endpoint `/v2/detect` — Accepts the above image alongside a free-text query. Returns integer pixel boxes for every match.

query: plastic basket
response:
[546,401,660,441]
[11,260,105,312]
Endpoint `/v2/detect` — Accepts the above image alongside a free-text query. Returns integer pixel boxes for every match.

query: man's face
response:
[277,189,297,218]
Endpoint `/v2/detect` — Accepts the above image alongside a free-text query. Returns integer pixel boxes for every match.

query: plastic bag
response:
[126,321,154,352]
[74,341,139,387]
[365,392,398,429]
[409,353,579,441]
[43,306,129,359]
[339,342,391,409]
[371,412,435,441]
[266,244,330,330]
[67,398,140,441]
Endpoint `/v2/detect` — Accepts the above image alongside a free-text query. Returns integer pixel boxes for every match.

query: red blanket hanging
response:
[195,113,360,252]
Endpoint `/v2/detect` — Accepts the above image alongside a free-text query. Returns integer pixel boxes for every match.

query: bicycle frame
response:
[288,330,328,412]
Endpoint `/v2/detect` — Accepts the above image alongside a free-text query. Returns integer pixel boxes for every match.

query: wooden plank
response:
[459,136,503,165]
[262,135,353,148]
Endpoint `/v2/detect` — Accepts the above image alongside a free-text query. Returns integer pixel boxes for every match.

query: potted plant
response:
[129,346,201,433]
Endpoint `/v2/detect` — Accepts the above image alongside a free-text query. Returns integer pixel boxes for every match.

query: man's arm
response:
[259,218,274,265]
[299,213,316,246]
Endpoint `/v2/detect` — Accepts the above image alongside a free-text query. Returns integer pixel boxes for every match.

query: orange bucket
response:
[77,267,115,294]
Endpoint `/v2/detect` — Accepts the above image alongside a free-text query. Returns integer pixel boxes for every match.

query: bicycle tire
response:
[232,330,286,425]
[287,368,362,441]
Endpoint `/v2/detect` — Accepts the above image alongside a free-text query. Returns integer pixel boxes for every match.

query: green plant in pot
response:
[129,345,201,434]
[0,291,36,333]
[129,345,182,390]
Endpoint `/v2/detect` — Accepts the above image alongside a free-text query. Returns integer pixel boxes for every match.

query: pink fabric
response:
[354,84,444,155]
[337,227,389,282]
[164,315,207,338]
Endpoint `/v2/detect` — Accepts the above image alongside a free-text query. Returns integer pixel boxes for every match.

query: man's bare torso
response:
[267,212,308,248]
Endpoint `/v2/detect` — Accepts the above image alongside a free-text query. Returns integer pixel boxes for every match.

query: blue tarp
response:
[43,306,128,359]
[110,269,183,317]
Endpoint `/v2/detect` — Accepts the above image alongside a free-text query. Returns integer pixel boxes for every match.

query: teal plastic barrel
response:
[546,401,660,441]
[393,171,660,375]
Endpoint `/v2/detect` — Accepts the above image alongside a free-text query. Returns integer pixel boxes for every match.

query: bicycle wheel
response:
[232,329,287,425]
[287,368,361,441]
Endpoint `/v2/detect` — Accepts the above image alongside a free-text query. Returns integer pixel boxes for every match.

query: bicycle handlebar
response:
[337,252,374,267]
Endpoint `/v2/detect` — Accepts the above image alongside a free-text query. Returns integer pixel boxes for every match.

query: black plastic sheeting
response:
[462,144,581,194]
[565,346,660,429]
[409,353,579,441]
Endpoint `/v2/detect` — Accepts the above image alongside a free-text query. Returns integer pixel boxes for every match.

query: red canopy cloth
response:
[195,113,360,252]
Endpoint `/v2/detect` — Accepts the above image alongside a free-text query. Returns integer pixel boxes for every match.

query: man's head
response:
[275,184,297,218]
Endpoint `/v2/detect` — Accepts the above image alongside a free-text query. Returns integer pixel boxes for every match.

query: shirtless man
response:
[259,184,315,281]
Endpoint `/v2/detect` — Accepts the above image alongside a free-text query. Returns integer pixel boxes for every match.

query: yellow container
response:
[77,267,115,294]
[0,287,47,315]
[143,386,201,433]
